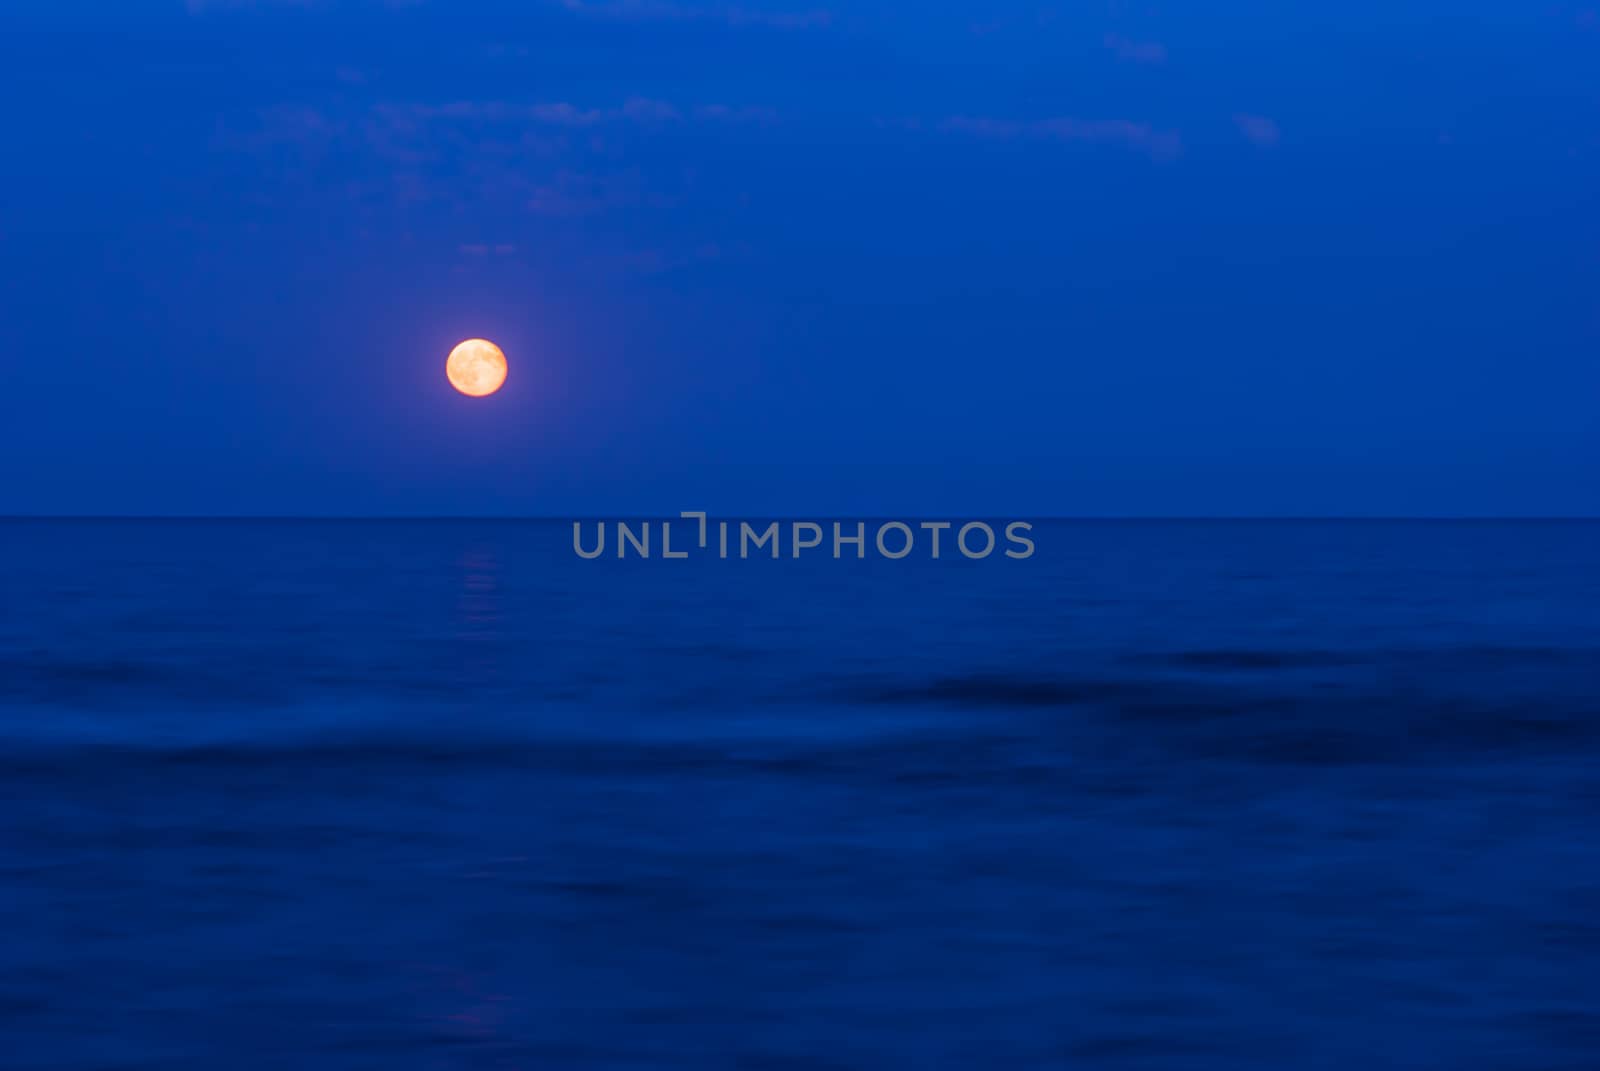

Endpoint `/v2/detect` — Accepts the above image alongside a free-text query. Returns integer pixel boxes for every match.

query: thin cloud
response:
[1234,113,1281,147]
[1104,33,1167,64]
[412,98,768,127]
[528,102,612,126]
[524,169,671,217]
[944,115,1182,161]
[186,0,423,9]
[695,104,778,123]
[186,0,312,9]
[556,0,831,29]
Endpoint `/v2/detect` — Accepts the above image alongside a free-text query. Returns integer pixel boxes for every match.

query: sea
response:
[2,519,1598,1070]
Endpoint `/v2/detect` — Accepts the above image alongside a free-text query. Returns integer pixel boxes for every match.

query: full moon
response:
[446,339,508,397]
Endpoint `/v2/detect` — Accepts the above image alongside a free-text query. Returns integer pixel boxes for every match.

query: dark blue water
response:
[3,520,1599,1069]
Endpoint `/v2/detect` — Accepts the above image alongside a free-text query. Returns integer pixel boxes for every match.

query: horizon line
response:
[3,514,1598,523]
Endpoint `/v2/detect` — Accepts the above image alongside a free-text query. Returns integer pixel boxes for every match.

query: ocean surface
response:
[2,519,1598,1070]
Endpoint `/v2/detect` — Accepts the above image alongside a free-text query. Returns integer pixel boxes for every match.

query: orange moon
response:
[446,339,508,397]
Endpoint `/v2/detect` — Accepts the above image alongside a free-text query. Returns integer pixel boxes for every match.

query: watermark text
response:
[574,514,1035,560]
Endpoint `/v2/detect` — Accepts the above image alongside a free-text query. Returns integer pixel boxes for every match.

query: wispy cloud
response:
[944,115,1181,161]
[186,0,310,11]
[186,0,424,9]
[523,169,674,217]
[217,95,770,224]
[189,0,830,21]
[1233,113,1281,147]
[411,98,771,127]
[1104,33,1167,65]
[458,243,518,257]
[555,0,831,29]
[694,103,778,123]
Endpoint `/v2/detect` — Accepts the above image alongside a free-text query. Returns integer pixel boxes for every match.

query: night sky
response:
[2,1,1596,516]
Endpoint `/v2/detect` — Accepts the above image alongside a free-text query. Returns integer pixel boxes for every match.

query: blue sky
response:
[1,0,1596,515]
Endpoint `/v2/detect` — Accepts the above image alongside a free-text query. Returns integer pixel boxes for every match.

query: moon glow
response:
[446,339,508,397]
